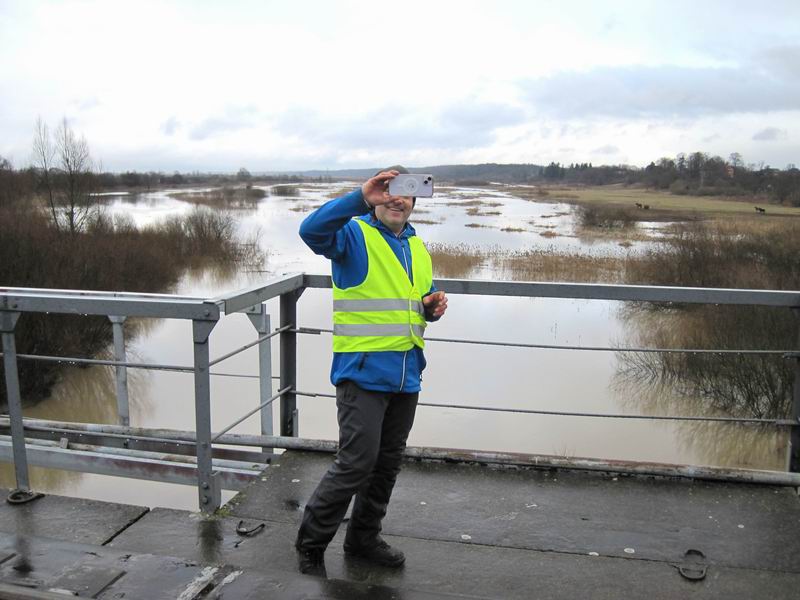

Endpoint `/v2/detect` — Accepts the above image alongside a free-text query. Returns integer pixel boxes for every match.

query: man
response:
[296,166,448,576]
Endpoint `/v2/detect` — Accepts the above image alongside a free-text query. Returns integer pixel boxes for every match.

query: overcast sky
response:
[1,0,798,172]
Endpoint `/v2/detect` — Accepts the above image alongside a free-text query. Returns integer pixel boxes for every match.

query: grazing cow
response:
[755,206,766,214]
[635,202,643,209]
[643,205,650,210]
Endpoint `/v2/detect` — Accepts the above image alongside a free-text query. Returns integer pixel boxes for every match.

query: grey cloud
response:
[272,102,525,151]
[752,127,788,141]
[189,105,260,140]
[161,116,180,136]
[592,144,619,155]
[702,133,721,143]
[522,65,800,119]
[755,45,800,80]
[74,97,100,111]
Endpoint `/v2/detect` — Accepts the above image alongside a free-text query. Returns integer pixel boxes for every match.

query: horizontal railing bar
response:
[210,372,273,380]
[302,274,800,307]
[208,324,292,366]
[0,435,264,471]
[295,389,336,398]
[215,272,305,314]
[3,422,269,464]
[0,289,220,320]
[211,386,292,442]
[0,352,275,380]
[291,390,794,426]
[293,327,794,356]
[0,352,194,372]
[416,401,795,426]
[0,439,257,491]
[5,418,799,486]
[0,285,206,301]
[0,419,203,446]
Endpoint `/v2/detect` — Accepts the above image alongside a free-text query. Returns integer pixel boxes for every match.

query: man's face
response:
[375,193,413,233]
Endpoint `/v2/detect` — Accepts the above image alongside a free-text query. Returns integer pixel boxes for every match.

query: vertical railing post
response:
[192,318,220,514]
[247,304,273,454]
[1,311,31,493]
[280,290,299,437]
[788,308,800,473]
[109,316,129,426]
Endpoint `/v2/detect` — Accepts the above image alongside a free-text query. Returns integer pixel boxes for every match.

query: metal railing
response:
[2,274,799,513]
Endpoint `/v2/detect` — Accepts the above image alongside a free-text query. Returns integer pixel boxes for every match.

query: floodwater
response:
[1,183,787,510]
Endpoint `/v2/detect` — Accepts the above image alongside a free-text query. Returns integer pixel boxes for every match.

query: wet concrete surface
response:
[108,506,800,599]
[2,451,800,598]
[0,489,148,545]
[225,451,800,574]
[0,532,219,599]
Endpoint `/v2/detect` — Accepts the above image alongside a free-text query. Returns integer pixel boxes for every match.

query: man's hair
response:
[374,165,410,177]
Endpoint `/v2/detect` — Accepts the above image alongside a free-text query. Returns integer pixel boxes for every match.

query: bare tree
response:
[32,117,60,230]
[55,118,95,233]
[31,118,98,234]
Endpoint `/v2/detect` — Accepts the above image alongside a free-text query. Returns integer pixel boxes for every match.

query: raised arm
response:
[299,171,402,261]
[299,189,371,260]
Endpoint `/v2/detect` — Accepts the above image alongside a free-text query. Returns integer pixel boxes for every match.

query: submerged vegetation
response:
[617,220,800,422]
[430,218,800,425]
[427,242,629,283]
[168,185,266,208]
[0,201,262,405]
[270,184,301,196]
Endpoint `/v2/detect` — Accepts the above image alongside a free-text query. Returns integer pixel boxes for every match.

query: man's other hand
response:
[423,291,448,319]
[362,170,399,207]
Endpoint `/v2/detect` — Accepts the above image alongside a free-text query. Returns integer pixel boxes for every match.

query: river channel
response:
[1,183,787,510]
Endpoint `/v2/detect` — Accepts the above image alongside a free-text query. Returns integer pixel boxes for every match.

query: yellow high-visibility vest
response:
[332,219,433,353]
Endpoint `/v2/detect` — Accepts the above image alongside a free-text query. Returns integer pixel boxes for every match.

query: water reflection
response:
[612,378,787,469]
[0,357,152,494]
[613,305,794,468]
[616,306,794,418]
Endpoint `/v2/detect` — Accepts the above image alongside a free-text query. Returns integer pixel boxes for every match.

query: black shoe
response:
[296,546,327,577]
[344,538,405,568]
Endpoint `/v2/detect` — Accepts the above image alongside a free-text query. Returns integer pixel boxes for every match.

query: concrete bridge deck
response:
[1,450,799,598]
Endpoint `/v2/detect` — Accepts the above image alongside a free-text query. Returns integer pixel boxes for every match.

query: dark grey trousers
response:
[296,380,419,551]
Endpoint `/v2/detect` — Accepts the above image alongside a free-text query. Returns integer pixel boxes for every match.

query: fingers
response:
[424,291,446,304]
[424,291,448,317]
[362,171,400,206]
[378,169,400,180]
[372,170,399,186]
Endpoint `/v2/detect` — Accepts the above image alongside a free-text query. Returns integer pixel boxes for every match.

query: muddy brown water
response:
[1,184,787,510]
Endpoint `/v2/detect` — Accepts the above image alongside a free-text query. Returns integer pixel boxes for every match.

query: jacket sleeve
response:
[299,188,371,261]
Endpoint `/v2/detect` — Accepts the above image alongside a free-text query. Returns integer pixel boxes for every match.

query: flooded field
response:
[1,183,789,510]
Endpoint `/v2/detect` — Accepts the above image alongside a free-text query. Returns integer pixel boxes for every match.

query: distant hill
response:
[264,163,543,184]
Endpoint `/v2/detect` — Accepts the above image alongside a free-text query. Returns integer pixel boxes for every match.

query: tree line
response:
[539,153,800,205]
[2,119,799,211]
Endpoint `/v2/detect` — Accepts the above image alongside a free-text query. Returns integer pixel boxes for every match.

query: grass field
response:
[503,184,800,218]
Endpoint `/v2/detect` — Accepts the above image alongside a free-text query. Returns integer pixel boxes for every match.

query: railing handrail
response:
[0,287,220,320]
[5,275,800,318]
[217,273,800,311]
[2,272,800,512]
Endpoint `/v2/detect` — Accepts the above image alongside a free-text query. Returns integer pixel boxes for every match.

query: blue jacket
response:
[299,188,437,393]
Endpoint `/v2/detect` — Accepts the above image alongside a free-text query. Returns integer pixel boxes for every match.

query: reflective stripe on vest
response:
[332,219,433,353]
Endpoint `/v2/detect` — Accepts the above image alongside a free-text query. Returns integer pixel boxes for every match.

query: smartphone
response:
[388,174,434,198]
